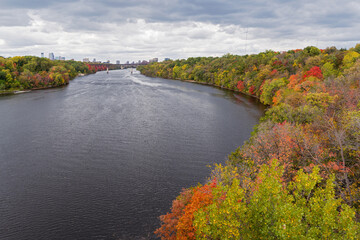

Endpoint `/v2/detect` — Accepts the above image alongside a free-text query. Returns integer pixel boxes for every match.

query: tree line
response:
[0,56,98,92]
[138,44,360,239]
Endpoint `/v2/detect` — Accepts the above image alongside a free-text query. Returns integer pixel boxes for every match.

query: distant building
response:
[54,56,65,60]
[116,60,120,64]
[83,58,90,63]
[149,58,158,63]
[106,60,110,63]
[164,58,170,61]
[126,61,129,64]
[93,58,96,62]
[41,53,44,58]
[49,53,54,60]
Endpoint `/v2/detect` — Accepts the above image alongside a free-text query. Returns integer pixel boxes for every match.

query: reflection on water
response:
[0,69,264,239]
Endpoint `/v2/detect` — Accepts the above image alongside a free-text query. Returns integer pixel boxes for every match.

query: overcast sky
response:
[0,0,359,63]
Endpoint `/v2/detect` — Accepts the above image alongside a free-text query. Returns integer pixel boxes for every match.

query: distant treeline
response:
[138,45,360,239]
[0,56,99,92]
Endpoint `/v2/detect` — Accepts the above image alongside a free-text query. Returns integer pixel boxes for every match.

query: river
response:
[0,69,264,239]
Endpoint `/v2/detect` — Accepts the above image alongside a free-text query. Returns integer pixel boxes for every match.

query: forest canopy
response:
[138,44,360,239]
[0,56,101,92]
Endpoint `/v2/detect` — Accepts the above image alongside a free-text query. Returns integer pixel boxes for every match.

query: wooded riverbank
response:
[0,56,100,95]
[138,44,360,239]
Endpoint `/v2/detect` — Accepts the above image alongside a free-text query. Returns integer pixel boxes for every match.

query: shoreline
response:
[151,76,261,100]
[0,72,92,96]
[0,84,69,96]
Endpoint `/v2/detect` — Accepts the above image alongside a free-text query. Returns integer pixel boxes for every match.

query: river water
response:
[0,69,264,239]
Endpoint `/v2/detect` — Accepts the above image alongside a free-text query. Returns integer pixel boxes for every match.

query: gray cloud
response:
[0,0,359,62]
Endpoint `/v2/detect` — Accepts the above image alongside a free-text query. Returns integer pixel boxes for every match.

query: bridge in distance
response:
[89,62,147,70]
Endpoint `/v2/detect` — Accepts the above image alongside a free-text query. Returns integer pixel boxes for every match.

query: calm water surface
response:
[0,70,264,239]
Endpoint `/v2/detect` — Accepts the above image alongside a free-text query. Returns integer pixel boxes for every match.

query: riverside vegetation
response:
[0,56,103,94]
[138,45,360,239]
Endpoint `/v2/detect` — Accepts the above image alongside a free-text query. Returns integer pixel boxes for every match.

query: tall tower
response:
[41,53,44,58]
[49,53,54,60]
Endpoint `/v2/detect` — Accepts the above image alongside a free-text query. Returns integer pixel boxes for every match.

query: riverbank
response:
[177,78,260,100]
[0,90,18,95]
[0,56,99,95]
[0,83,69,96]
[0,71,94,96]
[139,45,360,238]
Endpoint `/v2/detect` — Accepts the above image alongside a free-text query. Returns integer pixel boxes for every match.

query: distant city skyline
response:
[40,52,162,64]
[0,0,360,61]
[39,51,165,64]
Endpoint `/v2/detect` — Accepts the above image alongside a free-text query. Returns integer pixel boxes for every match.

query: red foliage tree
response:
[154,188,193,240]
[176,179,216,239]
[237,80,245,91]
[155,179,217,240]
[249,85,256,95]
[270,69,278,77]
[303,66,323,80]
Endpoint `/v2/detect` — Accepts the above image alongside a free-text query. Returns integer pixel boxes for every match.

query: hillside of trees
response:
[138,45,360,239]
[0,56,101,93]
